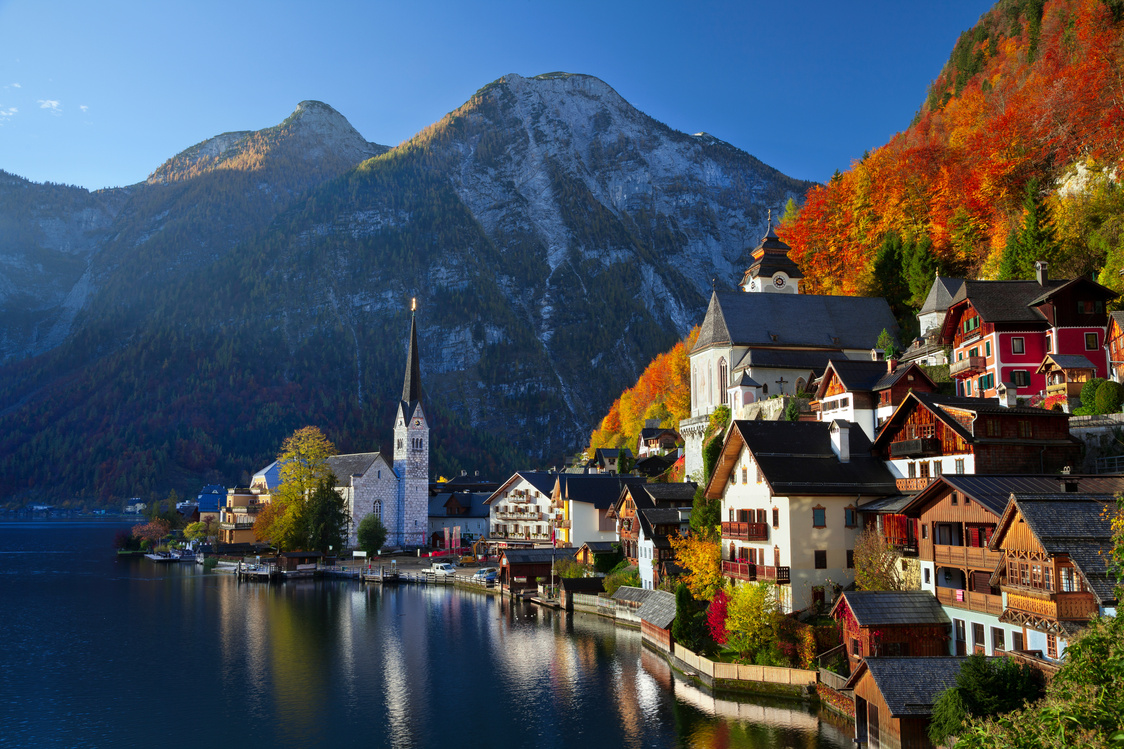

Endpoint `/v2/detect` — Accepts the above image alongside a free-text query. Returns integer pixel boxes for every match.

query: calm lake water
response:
[0,521,852,748]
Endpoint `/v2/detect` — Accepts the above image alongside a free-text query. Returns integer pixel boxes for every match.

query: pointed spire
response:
[402,299,421,406]
[764,208,779,240]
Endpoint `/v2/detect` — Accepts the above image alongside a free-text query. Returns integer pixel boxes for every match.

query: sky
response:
[0,0,995,191]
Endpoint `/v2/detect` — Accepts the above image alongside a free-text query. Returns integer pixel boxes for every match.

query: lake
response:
[0,521,852,748]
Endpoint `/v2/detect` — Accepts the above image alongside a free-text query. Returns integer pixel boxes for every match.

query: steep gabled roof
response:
[558,474,649,510]
[1037,354,1097,373]
[706,420,898,499]
[844,657,971,716]
[990,493,1118,603]
[832,591,950,628]
[920,277,966,315]
[327,452,381,484]
[692,291,898,354]
[484,471,560,504]
[636,589,677,629]
[901,474,1124,518]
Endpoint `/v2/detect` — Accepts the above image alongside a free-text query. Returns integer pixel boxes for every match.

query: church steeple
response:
[739,209,803,294]
[401,299,422,408]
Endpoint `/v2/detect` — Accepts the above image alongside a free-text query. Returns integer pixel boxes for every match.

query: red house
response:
[831,591,952,669]
[940,262,1117,399]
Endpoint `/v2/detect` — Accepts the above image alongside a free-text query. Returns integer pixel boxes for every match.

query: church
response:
[334,307,430,548]
[680,219,898,478]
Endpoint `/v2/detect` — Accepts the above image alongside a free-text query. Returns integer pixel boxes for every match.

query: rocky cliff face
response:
[0,75,813,504]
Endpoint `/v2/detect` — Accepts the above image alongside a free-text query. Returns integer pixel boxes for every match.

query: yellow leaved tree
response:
[668,534,722,601]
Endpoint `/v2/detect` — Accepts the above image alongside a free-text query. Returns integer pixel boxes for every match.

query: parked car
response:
[430,562,457,576]
[473,567,497,581]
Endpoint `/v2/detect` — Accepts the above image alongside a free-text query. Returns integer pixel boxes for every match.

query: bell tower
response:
[392,299,429,547]
[739,211,803,294]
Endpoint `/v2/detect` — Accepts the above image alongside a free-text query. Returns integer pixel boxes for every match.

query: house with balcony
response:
[1107,311,1124,383]
[812,356,938,440]
[705,419,898,613]
[609,482,697,564]
[940,262,1116,399]
[552,473,649,548]
[871,392,1082,485]
[831,591,951,668]
[484,471,560,549]
[220,486,268,544]
[1036,354,1097,408]
[636,506,691,590]
[895,474,1124,657]
[637,420,682,458]
[988,492,1120,661]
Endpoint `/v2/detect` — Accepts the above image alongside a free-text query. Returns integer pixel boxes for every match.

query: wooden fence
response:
[671,644,817,687]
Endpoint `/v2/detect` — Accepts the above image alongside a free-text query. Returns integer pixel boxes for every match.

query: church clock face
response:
[413,419,422,427]
[772,274,787,289]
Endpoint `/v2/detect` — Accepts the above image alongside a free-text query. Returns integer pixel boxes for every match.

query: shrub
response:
[1081,377,1106,409]
[1095,380,1123,414]
[202,557,218,571]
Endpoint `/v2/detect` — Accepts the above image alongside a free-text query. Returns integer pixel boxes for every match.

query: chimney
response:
[870,348,884,361]
[887,358,898,375]
[1035,260,1049,286]
[996,382,1017,408]
[829,420,850,463]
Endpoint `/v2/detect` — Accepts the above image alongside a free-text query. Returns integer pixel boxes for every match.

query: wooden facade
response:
[1109,313,1124,383]
[833,595,951,669]
[852,671,934,749]
[848,658,970,749]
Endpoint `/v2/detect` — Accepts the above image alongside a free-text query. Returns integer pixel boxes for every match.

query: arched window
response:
[718,358,729,405]
[795,377,807,395]
[708,364,713,405]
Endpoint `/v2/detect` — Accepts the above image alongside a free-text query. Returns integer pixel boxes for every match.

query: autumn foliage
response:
[782,0,1124,294]
[587,327,698,454]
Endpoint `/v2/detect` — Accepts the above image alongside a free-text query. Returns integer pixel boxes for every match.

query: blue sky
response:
[0,0,994,190]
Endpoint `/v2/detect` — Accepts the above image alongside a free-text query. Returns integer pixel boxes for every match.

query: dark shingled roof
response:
[428,491,491,518]
[732,420,899,496]
[846,658,971,716]
[401,313,422,406]
[501,548,578,565]
[642,483,698,503]
[693,291,898,354]
[327,453,381,483]
[636,589,677,629]
[833,591,950,627]
[905,474,1124,517]
[559,577,606,594]
[823,359,892,393]
[920,277,966,315]
[559,474,649,510]
[1040,354,1097,371]
[732,348,846,373]
[739,223,805,287]
[578,541,618,554]
[1005,494,1118,602]
[950,279,1068,324]
[637,507,689,543]
[486,471,560,504]
[612,586,653,604]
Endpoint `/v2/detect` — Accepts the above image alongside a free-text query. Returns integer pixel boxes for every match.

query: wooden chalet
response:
[574,540,618,567]
[497,547,578,592]
[1107,311,1124,383]
[989,492,1119,660]
[897,474,1124,657]
[831,591,951,669]
[608,482,695,565]
[558,576,605,611]
[812,357,938,440]
[941,264,1117,399]
[872,392,1081,490]
[1036,354,1097,405]
[846,657,970,749]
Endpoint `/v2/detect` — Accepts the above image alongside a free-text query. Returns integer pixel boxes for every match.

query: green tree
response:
[999,179,1057,281]
[902,234,941,310]
[672,582,710,653]
[1081,377,1107,410]
[867,233,910,329]
[303,478,347,554]
[876,328,900,360]
[357,514,387,554]
[928,654,1046,745]
[690,482,721,540]
[724,581,780,661]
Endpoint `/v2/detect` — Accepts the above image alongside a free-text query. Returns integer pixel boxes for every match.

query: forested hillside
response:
[782,0,1124,307]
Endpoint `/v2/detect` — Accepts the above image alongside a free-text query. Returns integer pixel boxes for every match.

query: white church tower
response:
[391,300,429,547]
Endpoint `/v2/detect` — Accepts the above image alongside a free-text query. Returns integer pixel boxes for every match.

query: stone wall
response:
[1069,413,1124,473]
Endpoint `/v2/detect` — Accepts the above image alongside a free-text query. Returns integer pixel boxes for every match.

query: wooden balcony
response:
[720,561,789,584]
[890,438,941,458]
[1005,591,1098,621]
[895,477,936,492]
[553,517,570,529]
[721,521,769,541]
[220,521,254,530]
[933,544,1001,569]
[950,356,987,378]
[1045,381,1083,399]
[936,585,1003,616]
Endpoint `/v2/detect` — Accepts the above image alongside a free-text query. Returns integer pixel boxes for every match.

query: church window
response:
[718,358,729,405]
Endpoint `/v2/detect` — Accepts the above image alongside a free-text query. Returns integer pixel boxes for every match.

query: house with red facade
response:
[940,262,1117,400]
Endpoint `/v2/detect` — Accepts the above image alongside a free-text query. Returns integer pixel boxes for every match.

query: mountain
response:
[0,74,812,506]
[781,0,1124,297]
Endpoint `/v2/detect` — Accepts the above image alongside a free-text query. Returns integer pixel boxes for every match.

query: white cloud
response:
[37,99,61,114]
[12,83,20,88]
[79,104,88,112]
[0,107,17,124]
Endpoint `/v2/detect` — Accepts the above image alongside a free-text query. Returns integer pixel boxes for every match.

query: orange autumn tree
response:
[668,533,722,601]
[783,0,1124,294]
[587,326,698,454]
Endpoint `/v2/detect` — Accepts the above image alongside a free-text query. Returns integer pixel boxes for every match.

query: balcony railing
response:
[934,544,1001,569]
[890,438,941,459]
[950,356,987,378]
[1045,381,1083,399]
[554,518,571,529]
[1005,591,1098,621]
[219,521,254,530]
[720,561,790,584]
[889,540,919,558]
[495,509,543,520]
[936,585,1003,616]
[895,477,936,492]
[721,521,769,541]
